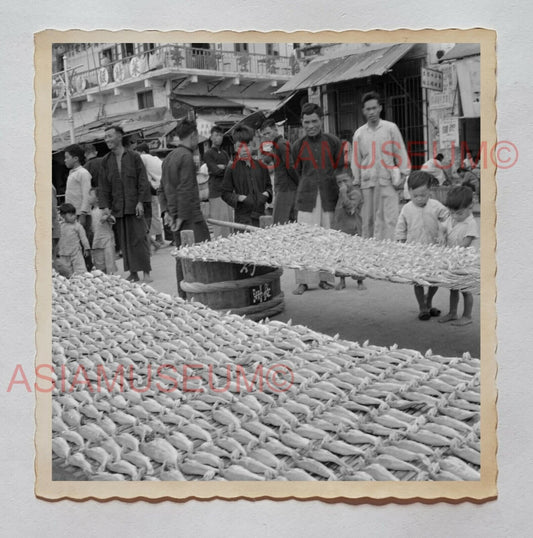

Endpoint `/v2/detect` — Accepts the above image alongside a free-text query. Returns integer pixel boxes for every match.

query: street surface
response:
[130,243,480,359]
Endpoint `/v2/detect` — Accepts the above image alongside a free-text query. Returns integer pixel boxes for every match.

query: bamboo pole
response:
[206,218,259,233]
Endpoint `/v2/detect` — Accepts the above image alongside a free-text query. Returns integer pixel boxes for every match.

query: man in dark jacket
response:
[99,125,152,283]
[159,119,210,296]
[259,118,299,224]
[203,125,232,238]
[221,125,272,228]
[84,144,103,189]
[291,102,343,295]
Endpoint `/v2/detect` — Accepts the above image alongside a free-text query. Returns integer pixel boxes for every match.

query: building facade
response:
[52,42,296,150]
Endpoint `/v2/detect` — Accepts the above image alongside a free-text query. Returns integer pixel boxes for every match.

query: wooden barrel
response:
[179,259,285,321]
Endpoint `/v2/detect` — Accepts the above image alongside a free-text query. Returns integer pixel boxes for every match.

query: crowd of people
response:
[52,90,479,324]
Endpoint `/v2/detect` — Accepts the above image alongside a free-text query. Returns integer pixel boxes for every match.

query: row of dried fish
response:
[52,271,481,481]
[176,223,480,293]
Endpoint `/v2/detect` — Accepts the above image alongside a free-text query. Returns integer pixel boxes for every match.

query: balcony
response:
[52,44,296,102]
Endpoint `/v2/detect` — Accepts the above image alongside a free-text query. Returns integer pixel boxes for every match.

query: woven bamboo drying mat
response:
[175,223,480,294]
[52,272,480,482]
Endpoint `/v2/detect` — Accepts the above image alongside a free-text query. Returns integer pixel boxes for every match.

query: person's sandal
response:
[292,284,308,295]
[418,311,431,321]
[429,307,441,317]
[318,281,334,290]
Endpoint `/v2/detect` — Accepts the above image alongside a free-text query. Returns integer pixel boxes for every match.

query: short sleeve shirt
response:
[444,214,479,247]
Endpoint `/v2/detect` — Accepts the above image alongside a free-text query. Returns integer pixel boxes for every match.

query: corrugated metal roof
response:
[440,43,480,61]
[276,44,415,93]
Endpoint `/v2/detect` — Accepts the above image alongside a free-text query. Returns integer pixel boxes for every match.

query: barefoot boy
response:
[439,186,479,326]
[57,203,91,276]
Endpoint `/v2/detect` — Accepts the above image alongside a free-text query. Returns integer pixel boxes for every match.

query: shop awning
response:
[52,118,178,152]
[226,98,282,112]
[265,91,300,117]
[172,95,243,108]
[224,110,267,137]
[440,43,480,62]
[276,43,415,93]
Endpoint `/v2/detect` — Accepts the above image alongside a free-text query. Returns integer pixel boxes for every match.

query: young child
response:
[89,188,117,274]
[56,203,91,276]
[457,167,480,201]
[333,164,366,291]
[395,171,449,320]
[439,186,479,326]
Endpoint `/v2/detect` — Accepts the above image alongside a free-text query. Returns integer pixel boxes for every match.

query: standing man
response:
[83,144,103,189]
[203,125,232,238]
[159,119,210,297]
[85,143,121,257]
[291,102,343,295]
[352,91,410,240]
[260,118,299,224]
[99,125,152,283]
[135,142,166,249]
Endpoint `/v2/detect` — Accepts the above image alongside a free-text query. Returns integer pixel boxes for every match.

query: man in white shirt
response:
[351,92,410,240]
[421,153,448,186]
[136,143,166,249]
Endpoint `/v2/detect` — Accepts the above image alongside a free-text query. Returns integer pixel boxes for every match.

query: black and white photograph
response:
[38,32,495,498]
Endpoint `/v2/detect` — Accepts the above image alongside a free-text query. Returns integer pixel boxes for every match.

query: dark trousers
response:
[80,214,93,271]
[143,201,152,233]
[117,214,151,274]
[272,189,296,224]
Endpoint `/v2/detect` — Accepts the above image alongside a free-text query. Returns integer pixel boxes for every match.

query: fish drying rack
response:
[176,223,480,294]
[52,272,480,481]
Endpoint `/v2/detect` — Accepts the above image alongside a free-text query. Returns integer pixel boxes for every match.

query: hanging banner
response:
[455,56,481,118]
[421,67,443,91]
[438,117,460,146]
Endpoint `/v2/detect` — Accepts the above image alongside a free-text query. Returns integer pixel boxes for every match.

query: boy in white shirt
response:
[395,171,449,320]
[64,144,92,225]
[439,186,479,326]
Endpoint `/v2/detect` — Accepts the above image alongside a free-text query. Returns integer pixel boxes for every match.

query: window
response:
[137,90,154,110]
[143,43,156,53]
[121,43,135,58]
[101,48,114,64]
[56,55,65,72]
[266,43,279,56]
[234,43,249,53]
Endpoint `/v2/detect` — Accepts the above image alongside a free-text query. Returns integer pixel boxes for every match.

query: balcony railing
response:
[52,44,295,99]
